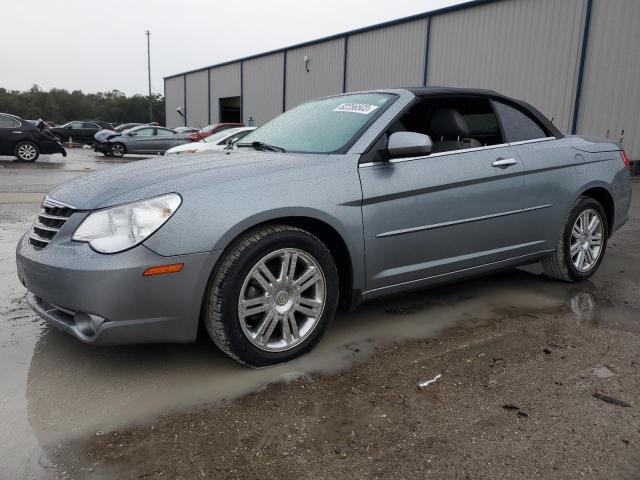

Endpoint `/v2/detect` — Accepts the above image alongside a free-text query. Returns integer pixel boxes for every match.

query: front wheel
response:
[203,225,339,367]
[110,142,126,158]
[542,197,608,281]
[15,141,40,162]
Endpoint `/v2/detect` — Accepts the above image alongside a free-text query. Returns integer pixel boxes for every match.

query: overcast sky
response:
[1,0,465,96]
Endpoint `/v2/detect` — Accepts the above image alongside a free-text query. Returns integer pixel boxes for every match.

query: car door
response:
[358,97,531,293]
[153,127,181,152]
[80,122,101,142]
[360,146,527,292]
[64,121,88,142]
[0,114,22,155]
[125,127,156,153]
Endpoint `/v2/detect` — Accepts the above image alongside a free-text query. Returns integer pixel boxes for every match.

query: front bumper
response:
[39,138,67,157]
[93,141,110,153]
[16,231,221,345]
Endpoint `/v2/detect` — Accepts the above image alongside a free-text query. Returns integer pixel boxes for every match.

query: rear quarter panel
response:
[512,136,628,250]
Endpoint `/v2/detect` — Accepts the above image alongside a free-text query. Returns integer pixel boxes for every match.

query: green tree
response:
[0,85,165,125]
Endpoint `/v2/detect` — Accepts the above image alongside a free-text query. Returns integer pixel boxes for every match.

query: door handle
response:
[492,158,518,168]
[12,131,22,134]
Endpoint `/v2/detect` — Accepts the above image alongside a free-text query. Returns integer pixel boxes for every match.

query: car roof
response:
[375,86,562,138]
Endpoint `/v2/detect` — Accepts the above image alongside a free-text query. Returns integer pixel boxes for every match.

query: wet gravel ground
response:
[0,151,638,479]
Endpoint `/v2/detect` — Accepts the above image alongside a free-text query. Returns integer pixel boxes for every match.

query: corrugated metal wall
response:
[428,0,587,134]
[346,19,428,92]
[185,70,209,128]
[242,52,285,126]
[576,0,640,159]
[164,75,185,128]
[166,0,640,159]
[285,38,345,110]
[210,63,241,124]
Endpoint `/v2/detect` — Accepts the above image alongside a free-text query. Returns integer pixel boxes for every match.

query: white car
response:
[164,127,256,156]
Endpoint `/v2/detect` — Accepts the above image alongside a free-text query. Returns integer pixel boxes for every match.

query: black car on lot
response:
[50,120,112,144]
[0,113,66,162]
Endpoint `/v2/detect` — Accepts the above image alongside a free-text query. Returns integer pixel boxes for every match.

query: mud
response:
[0,160,638,479]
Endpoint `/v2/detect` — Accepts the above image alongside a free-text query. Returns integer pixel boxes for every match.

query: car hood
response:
[166,141,206,154]
[94,129,118,141]
[166,141,224,155]
[47,150,316,210]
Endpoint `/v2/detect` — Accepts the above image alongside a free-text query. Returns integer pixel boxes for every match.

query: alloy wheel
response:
[238,248,326,352]
[111,144,125,157]
[18,144,37,161]
[570,208,604,272]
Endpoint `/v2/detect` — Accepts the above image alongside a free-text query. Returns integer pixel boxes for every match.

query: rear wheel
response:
[14,141,40,162]
[542,197,608,281]
[203,225,339,367]
[110,142,126,158]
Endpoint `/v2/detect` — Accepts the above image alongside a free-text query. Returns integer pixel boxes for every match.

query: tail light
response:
[189,133,200,142]
[621,149,631,169]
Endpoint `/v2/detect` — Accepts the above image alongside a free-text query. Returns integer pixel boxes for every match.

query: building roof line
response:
[164,0,501,80]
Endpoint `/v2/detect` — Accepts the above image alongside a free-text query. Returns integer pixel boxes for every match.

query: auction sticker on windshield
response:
[333,103,379,114]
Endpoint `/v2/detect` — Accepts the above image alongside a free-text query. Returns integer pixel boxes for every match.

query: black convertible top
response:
[405,86,563,138]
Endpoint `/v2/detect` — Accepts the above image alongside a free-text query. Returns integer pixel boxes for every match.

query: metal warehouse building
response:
[164,0,640,160]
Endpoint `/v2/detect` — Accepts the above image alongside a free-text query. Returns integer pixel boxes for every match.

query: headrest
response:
[429,108,470,138]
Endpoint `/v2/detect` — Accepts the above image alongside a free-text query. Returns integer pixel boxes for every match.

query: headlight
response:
[72,193,182,253]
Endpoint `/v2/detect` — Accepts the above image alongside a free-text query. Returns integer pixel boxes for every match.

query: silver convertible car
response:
[16,87,632,366]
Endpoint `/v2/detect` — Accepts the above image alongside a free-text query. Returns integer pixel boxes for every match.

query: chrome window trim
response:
[358,142,511,168]
[509,137,556,146]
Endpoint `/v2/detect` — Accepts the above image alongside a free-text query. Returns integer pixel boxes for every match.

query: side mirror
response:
[387,132,432,157]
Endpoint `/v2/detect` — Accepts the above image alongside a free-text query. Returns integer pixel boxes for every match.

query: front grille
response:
[29,197,76,249]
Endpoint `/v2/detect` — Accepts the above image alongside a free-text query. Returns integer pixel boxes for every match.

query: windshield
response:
[237,93,394,153]
[204,128,244,144]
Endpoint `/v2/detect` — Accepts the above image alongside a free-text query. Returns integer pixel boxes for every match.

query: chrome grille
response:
[29,197,76,249]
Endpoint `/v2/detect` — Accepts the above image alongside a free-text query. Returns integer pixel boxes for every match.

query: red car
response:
[189,123,244,142]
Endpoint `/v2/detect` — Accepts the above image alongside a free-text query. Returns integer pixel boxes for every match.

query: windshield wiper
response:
[237,141,286,153]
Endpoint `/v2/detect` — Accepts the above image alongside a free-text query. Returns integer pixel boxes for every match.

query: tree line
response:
[0,85,165,125]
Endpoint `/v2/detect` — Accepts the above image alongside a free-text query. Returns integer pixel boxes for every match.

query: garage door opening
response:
[219,96,241,123]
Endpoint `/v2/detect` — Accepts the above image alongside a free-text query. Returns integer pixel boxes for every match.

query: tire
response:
[14,141,40,162]
[54,134,65,143]
[110,142,126,158]
[204,225,339,367]
[542,196,608,282]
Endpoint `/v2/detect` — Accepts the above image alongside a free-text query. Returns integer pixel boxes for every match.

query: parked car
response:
[165,127,256,156]
[93,123,145,147]
[174,126,199,134]
[50,121,107,144]
[16,88,632,367]
[0,113,66,162]
[189,122,244,142]
[93,125,191,157]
